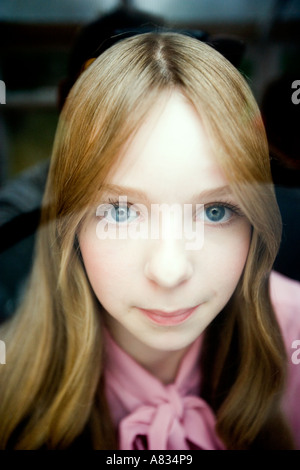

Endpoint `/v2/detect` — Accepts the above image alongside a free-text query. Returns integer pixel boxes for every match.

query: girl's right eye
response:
[97,202,140,224]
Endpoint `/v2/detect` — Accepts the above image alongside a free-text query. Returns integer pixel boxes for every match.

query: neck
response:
[103,316,190,384]
[132,344,190,384]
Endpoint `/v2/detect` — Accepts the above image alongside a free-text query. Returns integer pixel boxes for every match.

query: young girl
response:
[0,32,300,450]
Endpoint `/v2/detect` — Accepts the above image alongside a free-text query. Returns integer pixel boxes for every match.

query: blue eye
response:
[196,203,239,225]
[112,205,131,223]
[107,202,139,224]
[205,205,227,222]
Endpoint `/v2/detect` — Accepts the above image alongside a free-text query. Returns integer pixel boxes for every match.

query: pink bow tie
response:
[119,384,225,450]
[104,329,225,450]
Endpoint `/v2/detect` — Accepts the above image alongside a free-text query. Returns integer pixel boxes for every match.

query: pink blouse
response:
[270,271,300,449]
[104,271,300,450]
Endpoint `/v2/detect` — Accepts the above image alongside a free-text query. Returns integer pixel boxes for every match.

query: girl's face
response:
[79,91,251,360]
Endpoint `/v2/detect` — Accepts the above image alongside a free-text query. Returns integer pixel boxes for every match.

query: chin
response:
[141,331,200,353]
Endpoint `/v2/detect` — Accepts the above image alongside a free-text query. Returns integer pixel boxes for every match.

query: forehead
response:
[107,91,228,203]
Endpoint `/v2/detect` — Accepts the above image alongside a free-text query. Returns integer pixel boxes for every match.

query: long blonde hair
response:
[0,32,294,449]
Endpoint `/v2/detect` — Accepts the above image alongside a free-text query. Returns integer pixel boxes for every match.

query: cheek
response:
[222,231,250,277]
[79,232,134,304]
[201,222,251,293]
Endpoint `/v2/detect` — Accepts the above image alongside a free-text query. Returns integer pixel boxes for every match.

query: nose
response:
[144,239,193,288]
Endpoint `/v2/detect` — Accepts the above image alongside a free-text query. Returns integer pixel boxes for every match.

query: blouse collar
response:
[103,329,224,450]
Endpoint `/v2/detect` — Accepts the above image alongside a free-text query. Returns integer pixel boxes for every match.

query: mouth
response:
[138,305,200,326]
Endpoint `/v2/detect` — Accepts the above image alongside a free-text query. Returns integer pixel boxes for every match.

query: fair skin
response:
[79,91,251,384]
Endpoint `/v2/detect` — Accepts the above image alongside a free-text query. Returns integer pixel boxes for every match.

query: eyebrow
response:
[190,185,233,202]
[99,183,234,204]
[100,184,151,204]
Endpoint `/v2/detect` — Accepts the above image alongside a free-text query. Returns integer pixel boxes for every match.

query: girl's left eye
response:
[197,203,239,224]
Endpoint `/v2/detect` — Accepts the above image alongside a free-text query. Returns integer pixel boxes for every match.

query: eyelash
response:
[97,198,244,226]
[199,201,243,226]
[97,198,139,224]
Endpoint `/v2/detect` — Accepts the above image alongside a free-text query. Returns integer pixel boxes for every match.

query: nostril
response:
[144,259,193,289]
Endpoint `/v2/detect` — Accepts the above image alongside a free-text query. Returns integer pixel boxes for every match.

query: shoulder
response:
[269,271,300,330]
[269,271,300,449]
[269,270,300,360]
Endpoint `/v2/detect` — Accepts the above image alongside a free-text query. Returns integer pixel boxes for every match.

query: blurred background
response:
[0,0,299,184]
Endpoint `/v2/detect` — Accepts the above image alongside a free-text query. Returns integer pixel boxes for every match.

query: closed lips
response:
[138,305,199,325]
[141,307,195,316]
